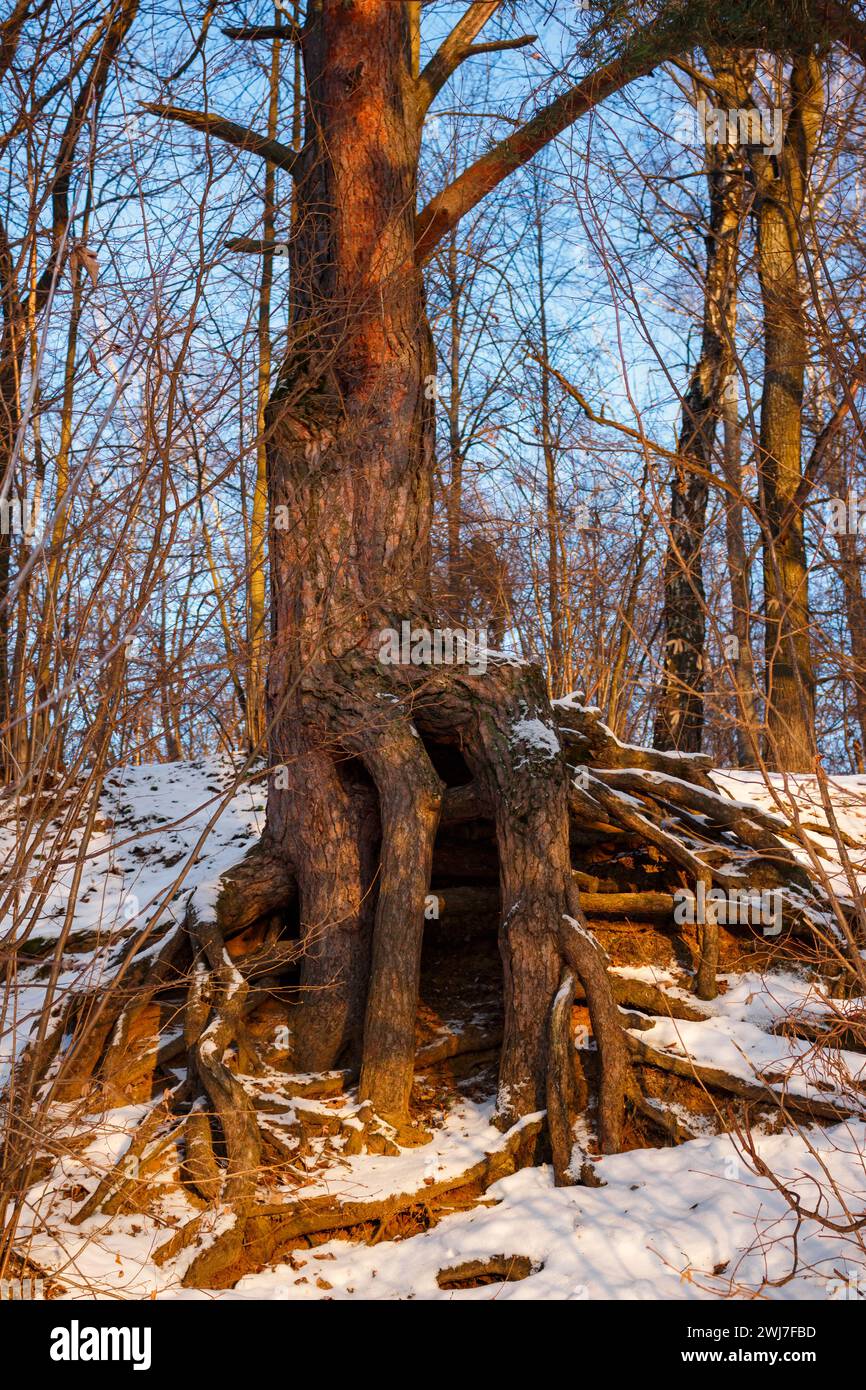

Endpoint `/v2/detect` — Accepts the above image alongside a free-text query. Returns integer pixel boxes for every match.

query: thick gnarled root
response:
[153,1112,543,1286]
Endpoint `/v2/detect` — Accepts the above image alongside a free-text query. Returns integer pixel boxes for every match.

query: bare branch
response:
[779,354,866,539]
[166,0,219,84]
[416,13,699,261]
[466,35,537,59]
[0,0,38,85]
[141,103,300,174]
[225,236,290,256]
[35,0,140,310]
[222,23,300,43]
[416,0,503,116]
[530,353,678,463]
[537,354,766,525]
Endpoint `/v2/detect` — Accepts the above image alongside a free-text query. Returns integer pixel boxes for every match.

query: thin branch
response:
[821,0,866,67]
[778,355,866,540]
[0,0,44,84]
[35,0,140,311]
[530,352,678,463]
[532,354,762,519]
[416,0,502,117]
[166,0,219,83]
[416,9,702,261]
[466,36,537,59]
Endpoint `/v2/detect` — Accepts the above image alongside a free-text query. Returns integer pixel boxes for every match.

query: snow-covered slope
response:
[3,762,866,1300]
[0,759,266,1087]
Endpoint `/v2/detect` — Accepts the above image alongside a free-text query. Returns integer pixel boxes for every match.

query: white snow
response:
[713,769,866,901]
[510,716,560,759]
[228,1120,866,1301]
[0,758,265,1086]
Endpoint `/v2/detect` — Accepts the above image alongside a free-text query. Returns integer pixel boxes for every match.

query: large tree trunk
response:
[263,0,625,1139]
[264,0,440,1106]
[655,50,753,753]
[752,52,822,771]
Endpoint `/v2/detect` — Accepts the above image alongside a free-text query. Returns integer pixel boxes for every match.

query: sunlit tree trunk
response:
[263,0,627,1131]
[246,26,284,755]
[752,51,822,770]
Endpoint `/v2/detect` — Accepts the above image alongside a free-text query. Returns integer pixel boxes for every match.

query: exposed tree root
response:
[553,699,717,785]
[71,1080,190,1225]
[436,1254,537,1288]
[153,1112,543,1287]
[416,1021,503,1067]
[546,968,581,1183]
[23,688,859,1290]
[181,1106,223,1202]
[607,975,710,1023]
[178,905,264,1286]
[580,890,678,917]
[626,1031,861,1123]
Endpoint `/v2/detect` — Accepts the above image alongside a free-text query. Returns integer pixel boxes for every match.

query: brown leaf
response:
[71,243,99,287]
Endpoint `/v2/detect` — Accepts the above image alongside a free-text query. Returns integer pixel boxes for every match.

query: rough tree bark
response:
[263,0,438,1096]
[260,0,633,1141]
[655,49,754,754]
[751,51,823,771]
